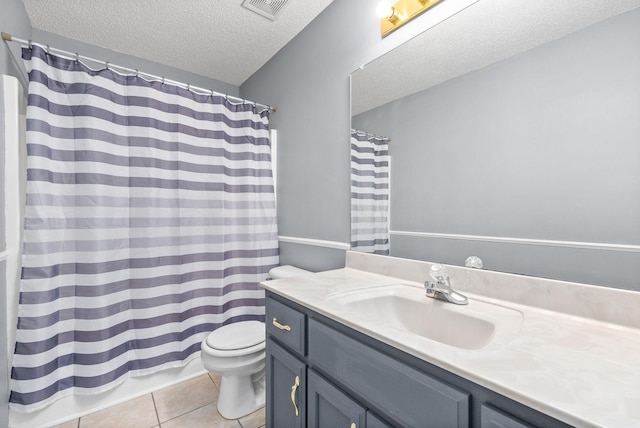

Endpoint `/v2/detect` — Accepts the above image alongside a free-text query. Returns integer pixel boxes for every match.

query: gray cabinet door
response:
[266,339,306,428]
[308,369,367,428]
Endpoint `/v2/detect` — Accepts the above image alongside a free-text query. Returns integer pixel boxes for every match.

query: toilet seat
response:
[204,321,265,357]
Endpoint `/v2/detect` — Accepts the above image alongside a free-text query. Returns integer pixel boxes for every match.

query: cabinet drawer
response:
[309,319,469,428]
[266,297,306,356]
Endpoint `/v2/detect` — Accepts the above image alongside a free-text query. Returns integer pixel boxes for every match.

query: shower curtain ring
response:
[161,76,165,85]
[27,39,32,49]
[135,69,139,77]
[45,45,50,54]
[105,61,110,70]
[75,53,79,63]
[187,83,190,91]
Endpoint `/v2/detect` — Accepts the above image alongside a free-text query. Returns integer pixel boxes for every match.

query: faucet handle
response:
[429,264,449,284]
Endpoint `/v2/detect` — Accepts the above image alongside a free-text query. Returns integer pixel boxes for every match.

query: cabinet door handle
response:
[273,317,291,331]
[290,375,300,416]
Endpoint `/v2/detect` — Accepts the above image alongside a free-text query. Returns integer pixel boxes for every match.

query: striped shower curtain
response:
[10,45,279,411]
[350,130,390,255]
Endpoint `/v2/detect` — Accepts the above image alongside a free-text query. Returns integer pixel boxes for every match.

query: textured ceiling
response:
[352,0,640,115]
[20,0,335,86]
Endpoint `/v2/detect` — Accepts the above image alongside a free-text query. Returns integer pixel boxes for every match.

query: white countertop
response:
[262,252,640,428]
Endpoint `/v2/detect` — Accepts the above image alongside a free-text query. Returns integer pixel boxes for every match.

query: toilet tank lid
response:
[205,321,265,351]
[268,265,311,279]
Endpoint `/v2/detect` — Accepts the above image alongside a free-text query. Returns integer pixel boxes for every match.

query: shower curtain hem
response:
[9,352,202,413]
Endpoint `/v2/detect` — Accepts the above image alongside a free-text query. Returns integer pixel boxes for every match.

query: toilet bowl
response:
[201,265,311,419]
[200,320,266,419]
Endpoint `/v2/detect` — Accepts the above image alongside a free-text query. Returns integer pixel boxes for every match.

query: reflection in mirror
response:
[350,130,390,255]
[351,1,640,290]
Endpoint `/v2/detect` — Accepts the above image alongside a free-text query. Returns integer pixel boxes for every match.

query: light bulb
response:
[376,0,395,19]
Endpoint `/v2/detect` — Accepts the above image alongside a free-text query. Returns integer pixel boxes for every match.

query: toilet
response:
[200,265,310,419]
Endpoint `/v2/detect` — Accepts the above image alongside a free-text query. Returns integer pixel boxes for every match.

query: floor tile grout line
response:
[151,392,161,427]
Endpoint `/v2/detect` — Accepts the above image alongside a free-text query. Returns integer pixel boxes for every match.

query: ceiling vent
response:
[242,0,290,20]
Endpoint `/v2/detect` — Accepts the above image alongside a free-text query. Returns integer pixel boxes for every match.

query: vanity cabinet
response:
[265,293,571,428]
[265,296,308,428]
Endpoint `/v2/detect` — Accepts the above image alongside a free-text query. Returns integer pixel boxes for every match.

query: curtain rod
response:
[1,32,276,113]
[351,129,391,142]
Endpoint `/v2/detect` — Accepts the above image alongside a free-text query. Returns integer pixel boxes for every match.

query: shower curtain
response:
[10,45,279,411]
[350,130,390,255]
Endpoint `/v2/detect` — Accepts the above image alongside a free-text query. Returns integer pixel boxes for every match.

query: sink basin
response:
[326,284,523,350]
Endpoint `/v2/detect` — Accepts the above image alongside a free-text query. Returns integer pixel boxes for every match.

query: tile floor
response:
[52,374,265,428]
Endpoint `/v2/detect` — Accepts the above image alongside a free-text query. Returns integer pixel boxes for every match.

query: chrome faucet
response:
[424,264,468,305]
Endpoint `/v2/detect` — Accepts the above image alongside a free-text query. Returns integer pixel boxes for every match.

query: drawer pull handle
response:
[291,375,300,416]
[273,317,291,331]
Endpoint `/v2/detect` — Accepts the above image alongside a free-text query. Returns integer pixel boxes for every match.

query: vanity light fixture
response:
[377,0,400,24]
[379,0,445,36]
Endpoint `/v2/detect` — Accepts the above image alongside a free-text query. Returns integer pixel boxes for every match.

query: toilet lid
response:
[205,321,265,351]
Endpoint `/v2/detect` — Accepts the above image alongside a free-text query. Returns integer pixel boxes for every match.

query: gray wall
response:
[240,0,441,272]
[352,9,640,290]
[0,0,31,424]
[0,0,31,81]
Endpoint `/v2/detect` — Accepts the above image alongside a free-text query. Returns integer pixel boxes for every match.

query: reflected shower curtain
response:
[10,46,279,411]
[350,130,390,255]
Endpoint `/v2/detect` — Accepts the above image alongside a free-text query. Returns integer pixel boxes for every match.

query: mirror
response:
[351,1,640,290]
